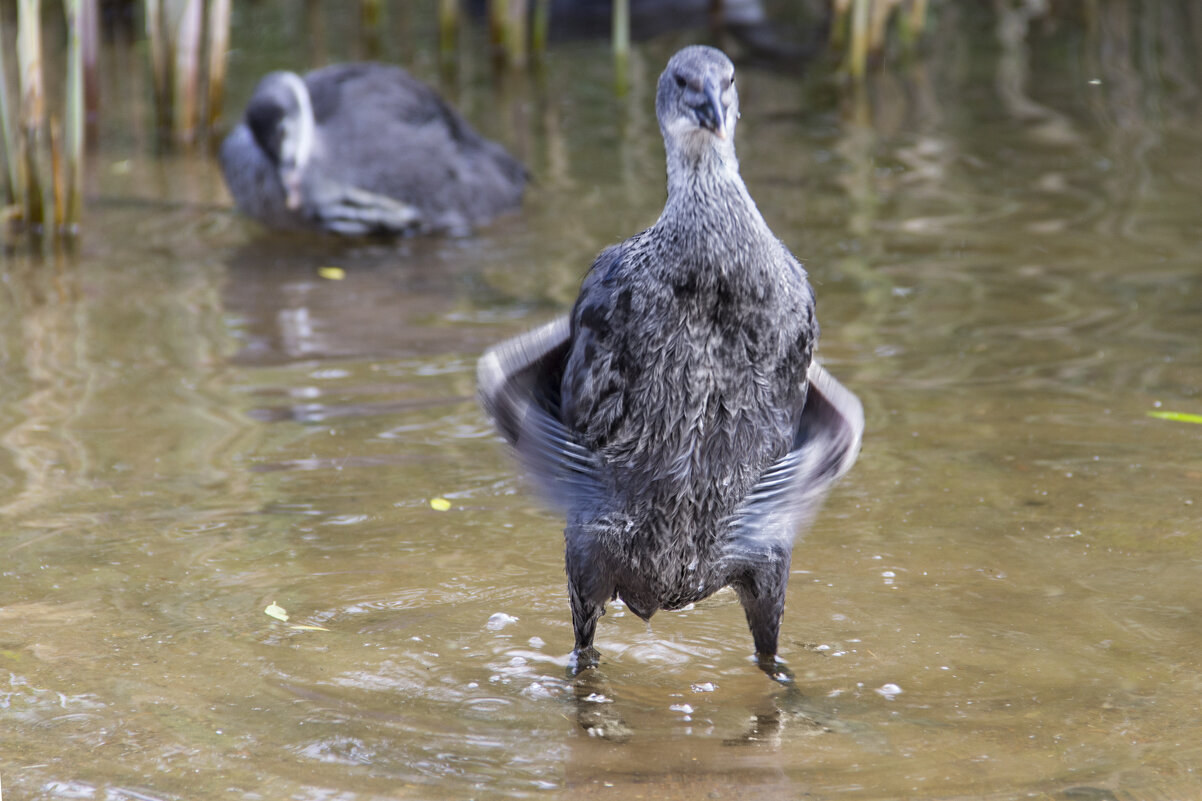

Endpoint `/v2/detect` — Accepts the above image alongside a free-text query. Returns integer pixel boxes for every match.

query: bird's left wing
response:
[726,361,864,562]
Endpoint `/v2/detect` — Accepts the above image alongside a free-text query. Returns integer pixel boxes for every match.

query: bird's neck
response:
[658,145,770,253]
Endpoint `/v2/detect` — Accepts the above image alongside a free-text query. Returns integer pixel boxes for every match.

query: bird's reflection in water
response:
[566,663,873,747]
[570,668,634,743]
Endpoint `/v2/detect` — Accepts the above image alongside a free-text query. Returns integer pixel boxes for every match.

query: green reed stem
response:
[17,0,45,230]
[613,0,629,94]
[0,7,19,206]
[532,0,550,59]
[439,0,460,60]
[66,0,84,230]
[505,0,528,67]
[206,0,231,128]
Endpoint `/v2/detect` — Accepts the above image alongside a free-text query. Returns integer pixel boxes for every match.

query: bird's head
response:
[656,46,739,158]
[245,71,314,210]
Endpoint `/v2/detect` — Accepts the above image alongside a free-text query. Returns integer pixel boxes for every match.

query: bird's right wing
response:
[477,316,604,511]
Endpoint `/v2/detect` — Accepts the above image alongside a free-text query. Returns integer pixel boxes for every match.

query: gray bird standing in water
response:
[219,63,526,236]
[478,45,862,677]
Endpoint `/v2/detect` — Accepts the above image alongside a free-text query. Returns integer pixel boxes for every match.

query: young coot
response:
[219,62,526,236]
[478,45,862,676]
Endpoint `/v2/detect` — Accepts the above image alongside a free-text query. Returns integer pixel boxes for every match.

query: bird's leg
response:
[567,585,604,674]
[565,525,611,673]
[734,554,795,683]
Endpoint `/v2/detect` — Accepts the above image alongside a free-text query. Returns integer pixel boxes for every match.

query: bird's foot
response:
[311,183,423,235]
[567,646,601,676]
[755,653,795,684]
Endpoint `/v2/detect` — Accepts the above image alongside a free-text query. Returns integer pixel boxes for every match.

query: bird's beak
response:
[282,167,303,210]
[693,78,728,139]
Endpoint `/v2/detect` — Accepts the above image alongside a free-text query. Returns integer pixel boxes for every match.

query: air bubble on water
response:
[486,612,518,631]
[875,683,903,700]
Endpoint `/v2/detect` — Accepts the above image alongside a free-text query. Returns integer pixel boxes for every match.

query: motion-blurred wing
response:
[477,316,603,510]
[727,361,864,560]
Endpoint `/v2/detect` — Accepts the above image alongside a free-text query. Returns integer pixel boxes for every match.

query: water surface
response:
[2,4,1201,800]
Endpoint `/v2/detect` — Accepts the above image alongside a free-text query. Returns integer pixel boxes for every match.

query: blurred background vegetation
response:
[0,0,1200,247]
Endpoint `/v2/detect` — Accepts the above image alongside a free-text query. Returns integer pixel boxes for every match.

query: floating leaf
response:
[318,266,346,280]
[289,624,330,632]
[1147,410,1202,425]
[430,497,452,511]
[264,601,289,622]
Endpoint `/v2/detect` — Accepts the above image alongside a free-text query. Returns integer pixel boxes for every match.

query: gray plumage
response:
[478,45,862,674]
[219,62,527,236]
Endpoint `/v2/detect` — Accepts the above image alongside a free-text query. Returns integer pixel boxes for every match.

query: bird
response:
[477,45,862,678]
[218,62,527,236]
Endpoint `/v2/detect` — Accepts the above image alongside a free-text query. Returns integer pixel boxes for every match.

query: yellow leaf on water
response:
[264,602,289,622]
[318,266,346,280]
[1148,410,1202,425]
[429,497,452,511]
[289,624,330,632]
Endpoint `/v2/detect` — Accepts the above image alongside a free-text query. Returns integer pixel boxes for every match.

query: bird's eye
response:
[674,73,687,89]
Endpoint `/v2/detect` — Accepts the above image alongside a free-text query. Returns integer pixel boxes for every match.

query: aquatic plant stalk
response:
[532,0,550,59]
[66,0,85,230]
[488,0,505,58]
[172,0,203,143]
[145,0,171,132]
[613,0,630,94]
[17,0,46,229]
[81,0,99,130]
[867,0,898,59]
[439,0,460,60]
[50,118,64,228]
[359,0,382,58]
[505,0,528,67]
[847,0,870,78]
[206,0,231,128]
[830,0,852,48]
[902,0,929,46]
[0,7,19,206]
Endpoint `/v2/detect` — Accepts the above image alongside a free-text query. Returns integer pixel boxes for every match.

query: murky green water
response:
[3,4,1202,800]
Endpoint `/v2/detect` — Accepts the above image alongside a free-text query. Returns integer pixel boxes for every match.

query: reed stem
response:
[81,0,98,137]
[903,0,929,45]
[488,0,505,61]
[66,0,84,230]
[439,0,460,60]
[206,0,231,128]
[145,0,169,133]
[532,0,550,60]
[172,0,202,144]
[0,6,19,207]
[505,0,528,67]
[17,0,45,230]
[847,0,870,79]
[613,0,630,94]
